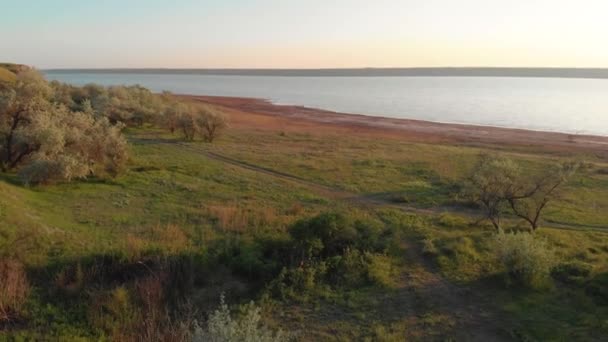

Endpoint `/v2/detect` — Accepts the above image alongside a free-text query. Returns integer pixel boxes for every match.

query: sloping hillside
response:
[0,62,29,74]
[0,66,16,83]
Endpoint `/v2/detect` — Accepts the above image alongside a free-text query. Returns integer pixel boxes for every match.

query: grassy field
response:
[1,118,608,340]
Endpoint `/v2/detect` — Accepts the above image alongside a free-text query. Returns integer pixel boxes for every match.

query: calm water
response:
[44,72,608,136]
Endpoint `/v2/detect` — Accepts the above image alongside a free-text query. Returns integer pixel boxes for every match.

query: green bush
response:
[268,249,394,301]
[267,264,330,302]
[288,212,387,262]
[495,231,556,288]
[551,261,593,285]
[193,295,291,342]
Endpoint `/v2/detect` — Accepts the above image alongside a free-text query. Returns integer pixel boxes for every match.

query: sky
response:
[2,0,608,69]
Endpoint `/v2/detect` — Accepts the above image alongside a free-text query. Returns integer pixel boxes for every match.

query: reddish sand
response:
[182,95,608,157]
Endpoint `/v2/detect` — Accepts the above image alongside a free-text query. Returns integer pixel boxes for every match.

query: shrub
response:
[174,105,228,142]
[551,261,593,285]
[326,249,395,288]
[193,295,290,342]
[494,231,556,288]
[288,212,387,263]
[326,248,369,287]
[0,259,30,322]
[197,106,227,143]
[1,71,129,183]
[267,264,329,302]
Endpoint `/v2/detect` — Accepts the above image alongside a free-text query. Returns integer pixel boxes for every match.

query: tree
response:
[465,154,578,231]
[16,106,128,185]
[176,106,198,141]
[0,69,52,171]
[197,106,227,143]
[163,102,188,134]
[464,154,519,231]
[1,69,129,184]
[505,161,578,231]
[174,105,227,142]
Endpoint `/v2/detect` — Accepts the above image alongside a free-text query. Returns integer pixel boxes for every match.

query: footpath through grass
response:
[1,127,608,340]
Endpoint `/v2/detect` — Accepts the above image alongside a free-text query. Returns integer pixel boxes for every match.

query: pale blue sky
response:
[2,0,608,68]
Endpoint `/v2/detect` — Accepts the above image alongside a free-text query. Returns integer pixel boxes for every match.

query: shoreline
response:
[182,94,608,155]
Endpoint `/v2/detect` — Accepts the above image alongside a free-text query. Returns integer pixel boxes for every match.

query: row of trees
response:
[465,154,578,231]
[1,69,227,184]
[52,83,227,142]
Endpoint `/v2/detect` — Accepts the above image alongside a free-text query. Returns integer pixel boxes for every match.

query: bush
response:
[198,106,228,143]
[193,295,290,342]
[551,261,593,285]
[326,249,395,288]
[173,105,227,142]
[1,71,129,183]
[288,212,387,262]
[267,264,330,302]
[495,231,556,288]
[0,259,30,322]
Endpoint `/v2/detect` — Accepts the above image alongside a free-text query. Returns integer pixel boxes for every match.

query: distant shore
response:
[45,67,608,79]
[184,95,608,155]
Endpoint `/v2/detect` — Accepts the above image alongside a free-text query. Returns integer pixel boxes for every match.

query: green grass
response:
[2,130,332,264]
[2,127,608,340]
[212,127,608,227]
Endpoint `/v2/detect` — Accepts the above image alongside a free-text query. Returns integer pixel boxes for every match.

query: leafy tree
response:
[464,154,519,231]
[465,154,577,231]
[1,69,128,184]
[198,106,228,142]
[0,69,53,171]
[173,105,228,142]
[505,162,578,230]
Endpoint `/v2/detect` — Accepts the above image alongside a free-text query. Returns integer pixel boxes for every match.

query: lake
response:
[44,72,608,136]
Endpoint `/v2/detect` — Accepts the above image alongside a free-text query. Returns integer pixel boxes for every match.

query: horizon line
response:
[42,66,608,71]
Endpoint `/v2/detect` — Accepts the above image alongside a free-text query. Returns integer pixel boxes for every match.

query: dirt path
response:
[138,138,547,339]
[174,141,608,233]
[399,238,515,341]
[177,145,515,339]
[177,142,440,214]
